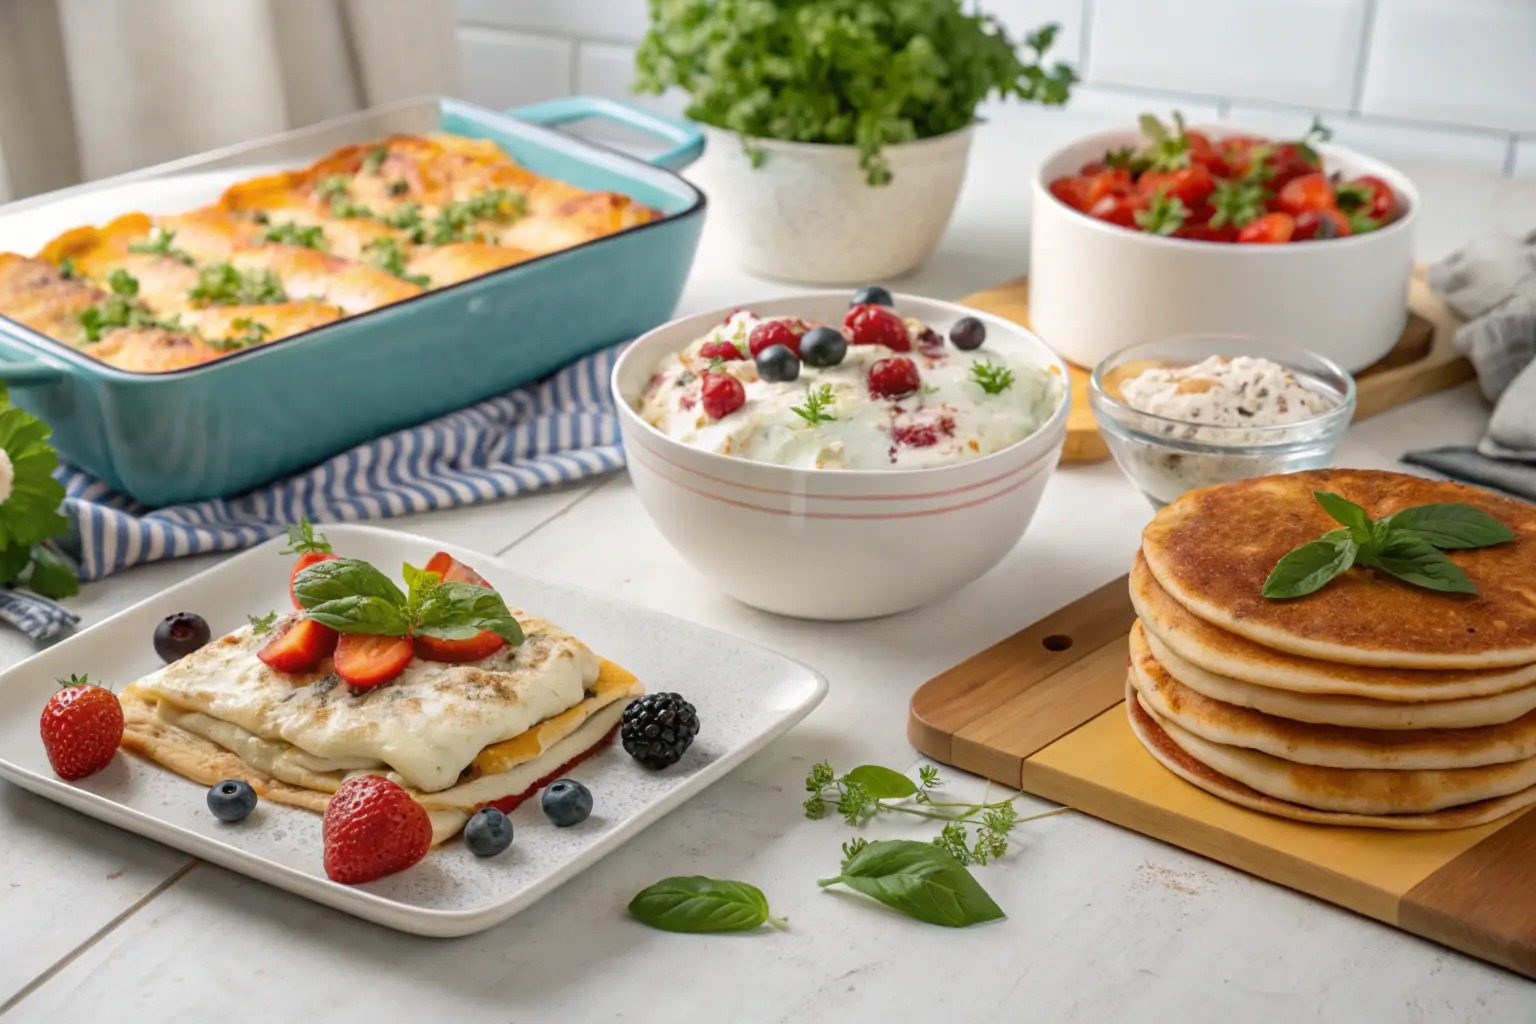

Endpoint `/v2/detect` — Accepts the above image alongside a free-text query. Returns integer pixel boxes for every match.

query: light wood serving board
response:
[962,265,1474,464]
[908,578,1536,979]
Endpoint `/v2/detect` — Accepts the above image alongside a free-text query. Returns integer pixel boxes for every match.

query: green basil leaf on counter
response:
[843,765,919,801]
[817,839,1004,928]
[1359,536,1477,595]
[1380,502,1518,551]
[414,581,524,646]
[629,877,785,933]
[1261,533,1357,600]
[1313,491,1374,546]
[293,558,410,634]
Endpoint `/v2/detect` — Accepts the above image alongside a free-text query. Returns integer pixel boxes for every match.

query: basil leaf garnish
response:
[1261,534,1357,599]
[293,558,410,635]
[1380,503,1518,550]
[1313,491,1373,545]
[415,581,525,646]
[842,765,919,801]
[817,839,1004,928]
[1263,495,1514,599]
[629,877,785,934]
[1360,536,1477,594]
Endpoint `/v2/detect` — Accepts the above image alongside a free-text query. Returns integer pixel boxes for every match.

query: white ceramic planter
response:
[699,125,974,284]
[1028,125,1420,373]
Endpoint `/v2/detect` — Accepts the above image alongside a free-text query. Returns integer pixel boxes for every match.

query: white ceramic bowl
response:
[612,293,1070,620]
[1028,125,1420,373]
[699,125,973,284]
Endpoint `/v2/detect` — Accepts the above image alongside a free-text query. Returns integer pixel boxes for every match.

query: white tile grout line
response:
[1349,0,1381,116]
[495,474,616,557]
[1504,138,1520,178]
[0,861,200,1018]
[1077,0,1096,80]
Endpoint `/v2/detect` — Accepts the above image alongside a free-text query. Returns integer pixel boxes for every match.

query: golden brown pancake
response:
[1141,470,1536,669]
[1125,684,1536,830]
[1130,622,1536,769]
[1130,550,1536,700]
[1141,620,1536,730]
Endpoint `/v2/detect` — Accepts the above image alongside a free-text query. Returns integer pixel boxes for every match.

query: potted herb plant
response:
[635,0,1075,284]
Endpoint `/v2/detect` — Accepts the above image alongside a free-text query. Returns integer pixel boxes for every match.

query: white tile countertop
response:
[4,105,1536,1022]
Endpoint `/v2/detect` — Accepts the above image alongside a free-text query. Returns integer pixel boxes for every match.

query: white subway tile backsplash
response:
[1087,0,1368,110]
[576,41,687,116]
[1061,85,1221,125]
[1360,0,1536,133]
[1224,105,1510,174]
[456,0,649,42]
[978,0,1086,69]
[457,27,572,112]
[1513,140,1536,182]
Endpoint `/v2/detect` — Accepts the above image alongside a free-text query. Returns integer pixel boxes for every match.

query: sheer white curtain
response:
[0,0,461,204]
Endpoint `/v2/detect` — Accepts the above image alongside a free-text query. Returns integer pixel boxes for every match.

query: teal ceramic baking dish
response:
[0,95,706,507]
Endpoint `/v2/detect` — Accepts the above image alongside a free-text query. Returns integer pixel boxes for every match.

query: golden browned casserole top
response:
[0,133,661,373]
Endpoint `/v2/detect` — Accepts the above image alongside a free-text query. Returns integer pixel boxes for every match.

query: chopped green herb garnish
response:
[77,292,167,342]
[970,359,1015,395]
[362,145,388,175]
[256,221,326,250]
[316,175,350,202]
[247,611,279,634]
[383,202,426,243]
[127,228,195,265]
[329,198,375,220]
[188,263,287,307]
[252,211,271,225]
[208,317,272,352]
[791,383,837,426]
[388,178,409,196]
[362,238,430,289]
[57,258,75,280]
[106,268,139,297]
[426,189,526,245]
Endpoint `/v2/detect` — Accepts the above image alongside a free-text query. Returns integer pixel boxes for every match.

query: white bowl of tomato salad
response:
[1028,112,1418,373]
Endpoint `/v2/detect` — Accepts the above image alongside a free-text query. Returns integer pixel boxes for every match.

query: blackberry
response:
[621,693,700,770]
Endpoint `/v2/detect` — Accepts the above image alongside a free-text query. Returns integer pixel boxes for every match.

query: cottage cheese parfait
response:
[614,288,1070,620]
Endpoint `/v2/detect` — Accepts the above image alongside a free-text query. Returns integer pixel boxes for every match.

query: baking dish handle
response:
[0,346,65,385]
[509,96,705,172]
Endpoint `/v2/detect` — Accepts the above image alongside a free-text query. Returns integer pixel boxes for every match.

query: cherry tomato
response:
[1293,209,1351,241]
[1266,143,1322,190]
[1081,168,1133,208]
[1337,175,1397,222]
[1276,173,1337,216]
[1183,129,1219,168]
[1237,212,1296,245]
[1088,191,1146,228]
[1048,176,1089,211]
[1137,162,1214,209]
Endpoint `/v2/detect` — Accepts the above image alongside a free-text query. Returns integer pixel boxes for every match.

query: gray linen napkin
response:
[1401,229,1536,500]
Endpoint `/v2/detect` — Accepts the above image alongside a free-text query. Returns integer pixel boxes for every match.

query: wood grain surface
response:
[961,265,1473,464]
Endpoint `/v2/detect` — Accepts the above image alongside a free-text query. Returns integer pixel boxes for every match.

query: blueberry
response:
[541,779,593,827]
[755,344,800,383]
[207,779,258,822]
[851,285,894,308]
[949,316,987,351]
[800,326,848,368]
[155,612,211,664]
[464,807,514,857]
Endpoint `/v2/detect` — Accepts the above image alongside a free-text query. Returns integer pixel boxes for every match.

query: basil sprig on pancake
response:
[1263,492,1516,599]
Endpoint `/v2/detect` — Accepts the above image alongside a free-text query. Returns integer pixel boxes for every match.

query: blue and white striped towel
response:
[4,343,627,641]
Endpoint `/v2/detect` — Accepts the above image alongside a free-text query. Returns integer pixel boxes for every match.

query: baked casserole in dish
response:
[0,95,706,506]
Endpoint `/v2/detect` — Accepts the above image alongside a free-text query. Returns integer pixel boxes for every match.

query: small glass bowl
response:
[1089,336,1357,509]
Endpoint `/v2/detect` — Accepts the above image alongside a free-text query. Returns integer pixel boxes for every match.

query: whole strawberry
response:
[322,775,432,884]
[40,676,124,781]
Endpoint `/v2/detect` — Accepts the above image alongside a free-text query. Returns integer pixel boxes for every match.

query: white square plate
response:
[0,525,827,936]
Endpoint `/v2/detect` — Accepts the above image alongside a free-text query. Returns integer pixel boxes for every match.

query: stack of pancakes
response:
[1126,469,1536,829]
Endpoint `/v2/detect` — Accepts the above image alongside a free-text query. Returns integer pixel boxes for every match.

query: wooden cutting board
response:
[908,579,1536,979]
[962,265,1475,463]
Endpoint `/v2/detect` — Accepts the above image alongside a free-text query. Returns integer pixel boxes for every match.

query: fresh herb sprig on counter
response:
[805,761,1066,868]
[1262,492,1517,599]
[292,557,524,646]
[629,877,787,933]
[820,839,1005,928]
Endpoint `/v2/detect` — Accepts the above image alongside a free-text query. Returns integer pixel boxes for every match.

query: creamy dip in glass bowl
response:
[1089,337,1356,509]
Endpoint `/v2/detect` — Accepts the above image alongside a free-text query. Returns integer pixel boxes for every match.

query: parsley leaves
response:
[127,228,195,265]
[969,359,1015,395]
[363,238,431,288]
[257,221,327,250]
[188,264,287,308]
